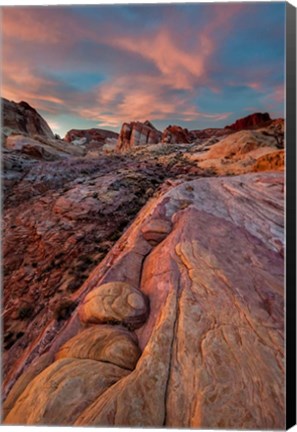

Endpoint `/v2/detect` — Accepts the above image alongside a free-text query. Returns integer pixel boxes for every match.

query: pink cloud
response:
[69,73,231,129]
[1,3,281,133]
[113,30,213,90]
[273,84,284,104]
[248,82,262,90]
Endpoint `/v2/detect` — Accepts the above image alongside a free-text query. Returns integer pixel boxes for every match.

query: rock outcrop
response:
[162,125,193,144]
[4,171,284,429]
[187,123,285,175]
[117,121,162,151]
[226,112,272,131]
[2,154,171,384]
[2,99,87,161]
[64,128,119,151]
[2,98,55,139]
[4,134,85,160]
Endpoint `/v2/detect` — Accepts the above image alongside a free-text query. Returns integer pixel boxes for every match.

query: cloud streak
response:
[2,3,285,135]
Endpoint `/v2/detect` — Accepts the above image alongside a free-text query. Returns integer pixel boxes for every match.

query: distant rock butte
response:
[4,172,284,429]
[190,128,233,140]
[226,112,272,131]
[64,128,119,150]
[116,113,275,151]
[162,125,192,144]
[117,121,162,151]
[2,98,55,139]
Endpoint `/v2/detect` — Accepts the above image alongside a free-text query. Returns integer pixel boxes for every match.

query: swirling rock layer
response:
[4,172,284,429]
[79,282,149,329]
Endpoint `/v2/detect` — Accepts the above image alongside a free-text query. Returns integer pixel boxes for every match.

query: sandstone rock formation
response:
[79,282,149,329]
[190,127,233,140]
[2,155,169,383]
[162,125,193,144]
[3,141,206,391]
[4,171,284,429]
[117,121,162,151]
[225,112,272,131]
[5,134,77,161]
[2,98,55,139]
[4,358,130,425]
[253,149,284,172]
[187,123,285,175]
[56,325,141,370]
[2,100,285,429]
[2,99,87,161]
[64,128,119,151]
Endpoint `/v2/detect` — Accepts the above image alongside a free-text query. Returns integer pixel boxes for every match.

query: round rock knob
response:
[79,282,149,330]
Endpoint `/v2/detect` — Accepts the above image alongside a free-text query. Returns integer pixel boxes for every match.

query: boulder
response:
[78,282,149,329]
[56,325,141,370]
[141,218,172,245]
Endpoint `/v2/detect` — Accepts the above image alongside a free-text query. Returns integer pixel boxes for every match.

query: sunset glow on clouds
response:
[2,3,285,136]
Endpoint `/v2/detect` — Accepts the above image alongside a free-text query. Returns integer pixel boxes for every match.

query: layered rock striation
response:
[2,100,285,429]
[4,172,284,429]
[117,121,162,151]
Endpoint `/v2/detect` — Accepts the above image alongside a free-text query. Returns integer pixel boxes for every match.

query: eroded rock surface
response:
[2,100,285,428]
[4,358,129,425]
[2,156,165,382]
[3,143,207,391]
[4,172,284,429]
[5,135,72,161]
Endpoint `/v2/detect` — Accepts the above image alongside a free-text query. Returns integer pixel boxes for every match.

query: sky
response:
[2,2,285,137]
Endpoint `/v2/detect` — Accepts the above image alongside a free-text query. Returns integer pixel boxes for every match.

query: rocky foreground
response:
[2,99,285,428]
